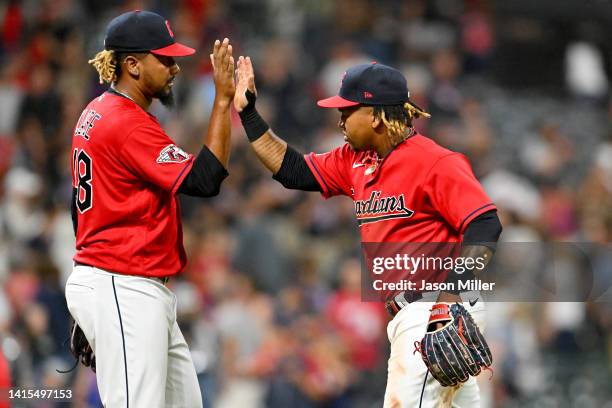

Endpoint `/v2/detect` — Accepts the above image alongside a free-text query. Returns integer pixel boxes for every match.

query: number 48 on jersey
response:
[73,148,93,213]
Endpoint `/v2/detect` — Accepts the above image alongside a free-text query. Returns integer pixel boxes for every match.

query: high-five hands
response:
[234,56,256,113]
[210,38,235,102]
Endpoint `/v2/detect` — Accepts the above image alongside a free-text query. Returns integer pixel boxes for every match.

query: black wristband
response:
[238,90,270,142]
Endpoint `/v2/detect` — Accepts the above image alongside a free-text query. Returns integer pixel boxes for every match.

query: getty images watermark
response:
[360,242,612,302]
[370,253,495,292]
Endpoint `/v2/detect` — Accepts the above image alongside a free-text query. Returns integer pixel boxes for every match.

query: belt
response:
[385,291,424,317]
[151,276,170,285]
[74,261,170,285]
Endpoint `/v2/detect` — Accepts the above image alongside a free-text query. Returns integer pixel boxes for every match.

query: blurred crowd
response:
[0,0,611,407]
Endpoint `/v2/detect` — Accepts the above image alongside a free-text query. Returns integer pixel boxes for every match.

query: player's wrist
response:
[443,267,475,295]
[213,97,232,110]
[436,291,462,303]
[238,89,257,114]
[238,90,269,142]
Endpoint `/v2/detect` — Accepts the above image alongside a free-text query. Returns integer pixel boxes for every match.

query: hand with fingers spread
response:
[234,56,256,113]
[210,38,235,103]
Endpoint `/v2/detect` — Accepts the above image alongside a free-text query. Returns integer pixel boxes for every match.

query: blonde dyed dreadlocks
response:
[88,50,118,84]
[374,101,431,147]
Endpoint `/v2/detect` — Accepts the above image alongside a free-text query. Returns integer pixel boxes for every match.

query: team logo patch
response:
[157,144,190,164]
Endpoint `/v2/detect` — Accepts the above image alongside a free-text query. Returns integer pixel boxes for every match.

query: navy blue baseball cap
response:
[318,62,410,108]
[104,10,195,57]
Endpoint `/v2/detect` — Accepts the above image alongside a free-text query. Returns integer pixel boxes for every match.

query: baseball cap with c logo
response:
[104,10,195,57]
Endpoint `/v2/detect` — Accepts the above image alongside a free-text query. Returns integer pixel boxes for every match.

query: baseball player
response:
[65,11,235,407]
[233,57,502,407]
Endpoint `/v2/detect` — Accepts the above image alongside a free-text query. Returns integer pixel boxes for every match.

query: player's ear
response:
[371,110,382,129]
[124,55,141,77]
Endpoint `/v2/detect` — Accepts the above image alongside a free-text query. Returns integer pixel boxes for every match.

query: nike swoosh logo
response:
[352,163,365,168]
[469,298,479,307]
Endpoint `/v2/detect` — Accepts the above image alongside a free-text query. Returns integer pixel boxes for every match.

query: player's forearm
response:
[437,245,492,303]
[461,244,494,274]
[237,89,320,190]
[437,210,502,303]
[237,89,286,173]
[204,99,232,167]
[246,128,322,191]
[250,131,287,173]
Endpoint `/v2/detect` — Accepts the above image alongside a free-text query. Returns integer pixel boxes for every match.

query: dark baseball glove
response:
[414,303,492,387]
[67,318,96,372]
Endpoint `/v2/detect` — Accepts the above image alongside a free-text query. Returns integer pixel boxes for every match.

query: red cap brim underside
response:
[151,42,196,57]
[317,95,360,108]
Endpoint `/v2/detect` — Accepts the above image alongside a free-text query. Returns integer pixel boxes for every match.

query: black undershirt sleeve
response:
[463,209,503,249]
[71,187,78,236]
[272,145,322,192]
[443,210,502,293]
[178,146,229,197]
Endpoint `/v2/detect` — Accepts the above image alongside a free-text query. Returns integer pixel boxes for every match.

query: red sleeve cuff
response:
[459,203,496,233]
[305,153,332,199]
[171,156,195,195]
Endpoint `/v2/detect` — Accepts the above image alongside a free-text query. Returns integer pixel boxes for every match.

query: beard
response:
[154,87,175,108]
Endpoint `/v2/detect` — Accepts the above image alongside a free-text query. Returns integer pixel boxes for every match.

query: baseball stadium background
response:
[1,0,611,407]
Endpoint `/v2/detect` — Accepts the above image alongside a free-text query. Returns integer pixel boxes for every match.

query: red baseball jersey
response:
[71,92,194,277]
[305,134,495,243]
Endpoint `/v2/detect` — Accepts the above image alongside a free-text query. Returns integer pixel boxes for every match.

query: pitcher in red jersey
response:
[66,10,235,407]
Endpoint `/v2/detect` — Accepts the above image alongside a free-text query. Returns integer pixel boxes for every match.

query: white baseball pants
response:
[65,264,202,408]
[383,292,486,408]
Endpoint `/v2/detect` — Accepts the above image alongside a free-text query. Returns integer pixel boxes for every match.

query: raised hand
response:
[210,38,235,103]
[234,56,256,112]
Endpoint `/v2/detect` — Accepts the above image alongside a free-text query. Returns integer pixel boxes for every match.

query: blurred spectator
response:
[566,41,609,102]
[325,258,386,372]
[482,170,542,223]
[520,122,576,185]
[0,61,24,136]
[2,167,45,243]
[565,22,609,103]
[17,64,62,138]
[400,0,456,58]
[461,2,495,74]
[428,48,463,121]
